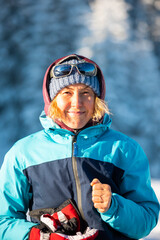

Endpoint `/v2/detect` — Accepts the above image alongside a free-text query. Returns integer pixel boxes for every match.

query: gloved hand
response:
[28,199,98,240]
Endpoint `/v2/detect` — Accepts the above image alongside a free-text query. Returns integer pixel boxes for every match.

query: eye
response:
[83,91,89,95]
[62,90,72,95]
[82,89,93,95]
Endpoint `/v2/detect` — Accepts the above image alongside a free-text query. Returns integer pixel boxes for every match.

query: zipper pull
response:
[72,134,78,157]
[73,142,78,156]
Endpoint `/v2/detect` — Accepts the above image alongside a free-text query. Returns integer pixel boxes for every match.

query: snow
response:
[142,179,160,240]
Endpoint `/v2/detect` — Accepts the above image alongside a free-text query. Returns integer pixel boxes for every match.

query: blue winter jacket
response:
[0,111,159,240]
[0,54,159,239]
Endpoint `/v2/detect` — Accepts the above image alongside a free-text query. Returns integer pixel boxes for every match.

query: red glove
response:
[50,227,98,240]
[29,226,98,240]
[28,199,98,240]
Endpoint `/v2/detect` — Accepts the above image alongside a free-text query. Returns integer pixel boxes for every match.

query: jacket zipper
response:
[72,134,86,221]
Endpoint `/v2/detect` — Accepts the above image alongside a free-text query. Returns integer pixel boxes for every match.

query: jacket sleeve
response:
[0,145,37,240]
[100,143,160,239]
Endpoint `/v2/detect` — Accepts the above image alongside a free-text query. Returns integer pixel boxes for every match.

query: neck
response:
[55,117,104,133]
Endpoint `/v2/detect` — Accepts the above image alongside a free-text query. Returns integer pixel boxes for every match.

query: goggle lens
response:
[53,62,97,78]
[77,63,96,76]
[54,65,72,77]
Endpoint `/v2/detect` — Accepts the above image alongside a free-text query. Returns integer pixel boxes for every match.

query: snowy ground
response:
[142,179,160,240]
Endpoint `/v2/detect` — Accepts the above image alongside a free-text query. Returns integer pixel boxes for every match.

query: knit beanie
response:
[49,58,100,100]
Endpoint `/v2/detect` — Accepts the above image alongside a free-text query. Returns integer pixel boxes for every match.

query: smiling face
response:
[55,84,95,129]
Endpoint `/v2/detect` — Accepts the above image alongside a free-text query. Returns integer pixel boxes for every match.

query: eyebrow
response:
[64,85,90,90]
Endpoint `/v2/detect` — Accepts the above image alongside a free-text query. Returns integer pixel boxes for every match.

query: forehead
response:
[62,84,93,91]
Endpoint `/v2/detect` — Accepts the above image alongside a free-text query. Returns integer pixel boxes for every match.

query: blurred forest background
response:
[0,0,160,178]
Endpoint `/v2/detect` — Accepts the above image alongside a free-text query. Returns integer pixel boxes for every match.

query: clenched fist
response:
[91,178,112,213]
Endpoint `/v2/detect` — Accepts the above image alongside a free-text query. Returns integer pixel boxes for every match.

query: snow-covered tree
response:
[0,0,160,177]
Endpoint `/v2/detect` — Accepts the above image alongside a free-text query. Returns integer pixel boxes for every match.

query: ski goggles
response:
[50,61,97,78]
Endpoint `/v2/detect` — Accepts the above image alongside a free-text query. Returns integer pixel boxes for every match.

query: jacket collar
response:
[39,111,112,137]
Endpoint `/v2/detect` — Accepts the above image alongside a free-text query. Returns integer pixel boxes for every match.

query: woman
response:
[0,54,159,240]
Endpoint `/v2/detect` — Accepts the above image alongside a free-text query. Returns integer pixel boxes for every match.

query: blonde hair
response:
[93,97,110,121]
[49,96,110,122]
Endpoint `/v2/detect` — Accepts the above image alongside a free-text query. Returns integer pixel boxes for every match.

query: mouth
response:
[67,111,85,115]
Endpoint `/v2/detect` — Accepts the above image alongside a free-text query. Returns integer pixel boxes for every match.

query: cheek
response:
[89,98,95,112]
[56,97,67,112]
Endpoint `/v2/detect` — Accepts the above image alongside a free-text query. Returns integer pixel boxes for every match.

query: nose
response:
[71,92,82,107]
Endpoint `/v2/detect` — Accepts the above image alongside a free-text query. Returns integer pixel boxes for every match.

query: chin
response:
[69,123,86,130]
[70,126,83,130]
